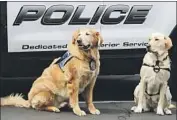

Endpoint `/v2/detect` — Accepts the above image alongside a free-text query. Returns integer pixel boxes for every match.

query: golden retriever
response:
[131,33,175,115]
[1,28,103,116]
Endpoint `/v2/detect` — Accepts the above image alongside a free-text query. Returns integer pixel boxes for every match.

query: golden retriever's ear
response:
[165,36,173,50]
[96,32,103,46]
[72,29,79,44]
[149,36,152,41]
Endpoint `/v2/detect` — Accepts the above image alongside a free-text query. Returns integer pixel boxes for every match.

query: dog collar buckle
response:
[153,65,160,73]
[89,59,96,71]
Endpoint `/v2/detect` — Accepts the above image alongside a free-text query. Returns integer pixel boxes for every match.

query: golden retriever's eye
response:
[86,33,90,35]
[78,34,81,36]
[155,38,159,41]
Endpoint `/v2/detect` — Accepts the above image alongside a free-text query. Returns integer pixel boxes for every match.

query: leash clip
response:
[153,65,160,73]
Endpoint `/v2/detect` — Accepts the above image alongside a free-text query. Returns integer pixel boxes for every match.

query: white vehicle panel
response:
[7,2,176,52]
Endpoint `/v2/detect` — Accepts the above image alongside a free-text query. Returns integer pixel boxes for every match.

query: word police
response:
[13,5,152,25]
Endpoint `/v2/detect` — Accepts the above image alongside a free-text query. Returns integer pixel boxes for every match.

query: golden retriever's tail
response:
[0,93,30,108]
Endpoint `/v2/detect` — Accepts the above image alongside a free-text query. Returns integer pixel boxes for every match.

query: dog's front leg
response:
[82,78,100,115]
[156,83,167,115]
[68,79,86,116]
[134,81,146,113]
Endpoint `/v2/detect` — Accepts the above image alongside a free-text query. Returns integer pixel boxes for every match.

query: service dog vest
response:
[56,51,96,72]
[56,51,73,72]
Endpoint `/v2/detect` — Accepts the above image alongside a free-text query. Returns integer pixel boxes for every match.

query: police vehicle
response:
[0,1,176,101]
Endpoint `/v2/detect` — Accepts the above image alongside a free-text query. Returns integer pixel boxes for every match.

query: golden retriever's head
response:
[72,28,103,51]
[147,33,173,56]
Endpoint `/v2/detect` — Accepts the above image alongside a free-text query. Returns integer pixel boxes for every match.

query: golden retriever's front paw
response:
[89,108,100,115]
[73,108,86,116]
[164,108,172,115]
[45,106,60,113]
[156,106,164,115]
[134,106,143,113]
[131,106,137,111]
[88,103,100,115]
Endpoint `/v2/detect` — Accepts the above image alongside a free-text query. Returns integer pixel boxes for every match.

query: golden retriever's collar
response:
[147,49,167,58]
[77,51,97,71]
[84,51,97,71]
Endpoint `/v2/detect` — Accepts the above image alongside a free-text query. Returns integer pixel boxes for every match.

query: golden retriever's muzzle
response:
[146,44,151,52]
[77,39,91,50]
[146,45,158,55]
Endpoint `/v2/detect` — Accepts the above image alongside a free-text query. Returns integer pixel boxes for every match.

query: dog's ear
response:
[72,29,79,44]
[165,36,173,50]
[149,36,152,41]
[95,32,103,46]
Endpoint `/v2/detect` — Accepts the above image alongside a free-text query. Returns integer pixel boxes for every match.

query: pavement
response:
[1,102,176,120]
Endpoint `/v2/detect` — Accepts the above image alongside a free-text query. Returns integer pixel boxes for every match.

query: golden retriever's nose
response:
[146,44,151,51]
[147,45,151,49]
[77,39,82,44]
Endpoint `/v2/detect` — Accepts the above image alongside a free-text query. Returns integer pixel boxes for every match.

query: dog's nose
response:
[87,44,91,48]
[77,40,82,44]
[146,45,151,52]
[147,45,151,49]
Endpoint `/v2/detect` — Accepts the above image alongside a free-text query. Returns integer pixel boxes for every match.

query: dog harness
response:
[145,88,160,96]
[56,51,73,71]
[143,55,170,73]
[56,51,96,72]
[143,53,170,96]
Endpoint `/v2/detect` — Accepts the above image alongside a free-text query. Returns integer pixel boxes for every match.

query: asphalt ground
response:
[1,101,176,120]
